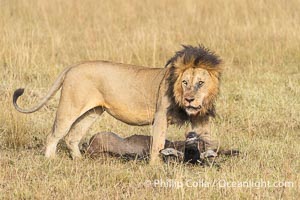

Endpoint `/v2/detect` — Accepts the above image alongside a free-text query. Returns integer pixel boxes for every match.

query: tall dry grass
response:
[0,0,299,199]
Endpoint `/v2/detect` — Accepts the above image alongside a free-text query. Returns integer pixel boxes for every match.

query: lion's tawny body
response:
[62,62,167,125]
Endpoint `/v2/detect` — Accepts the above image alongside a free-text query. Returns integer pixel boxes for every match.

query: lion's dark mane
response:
[165,45,222,68]
[166,67,190,125]
[165,45,222,125]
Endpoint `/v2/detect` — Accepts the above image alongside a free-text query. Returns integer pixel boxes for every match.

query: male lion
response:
[13,45,222,164]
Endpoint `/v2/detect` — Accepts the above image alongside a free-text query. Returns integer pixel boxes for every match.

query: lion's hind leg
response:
[45,93,104,159]
[45,112,79,158]
[64,107,104,159]
[45,100,84,158]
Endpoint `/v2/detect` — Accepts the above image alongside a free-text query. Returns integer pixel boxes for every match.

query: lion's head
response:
[166,45,222,120]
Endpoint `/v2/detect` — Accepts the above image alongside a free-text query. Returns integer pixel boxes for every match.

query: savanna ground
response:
[0,0,299,199]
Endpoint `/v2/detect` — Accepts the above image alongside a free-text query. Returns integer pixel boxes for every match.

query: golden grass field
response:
[0,0,299,199]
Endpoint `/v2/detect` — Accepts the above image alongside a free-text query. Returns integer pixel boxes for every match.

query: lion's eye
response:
[182,80,188,86]
[198,81,204,86]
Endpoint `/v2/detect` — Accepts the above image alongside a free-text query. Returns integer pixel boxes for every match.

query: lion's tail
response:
[13,66,73,114]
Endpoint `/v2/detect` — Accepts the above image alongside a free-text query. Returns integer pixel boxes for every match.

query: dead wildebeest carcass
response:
[82,131,239,165]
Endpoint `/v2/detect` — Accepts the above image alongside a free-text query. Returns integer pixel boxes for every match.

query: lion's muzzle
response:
[185,105,202,116]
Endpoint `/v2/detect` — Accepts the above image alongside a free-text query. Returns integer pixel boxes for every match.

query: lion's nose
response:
[185,97,195,103]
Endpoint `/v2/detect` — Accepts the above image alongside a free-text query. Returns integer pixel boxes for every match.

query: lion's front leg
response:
[150,110,168,164]
[190,115,219,150]
[150,90,170,165]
